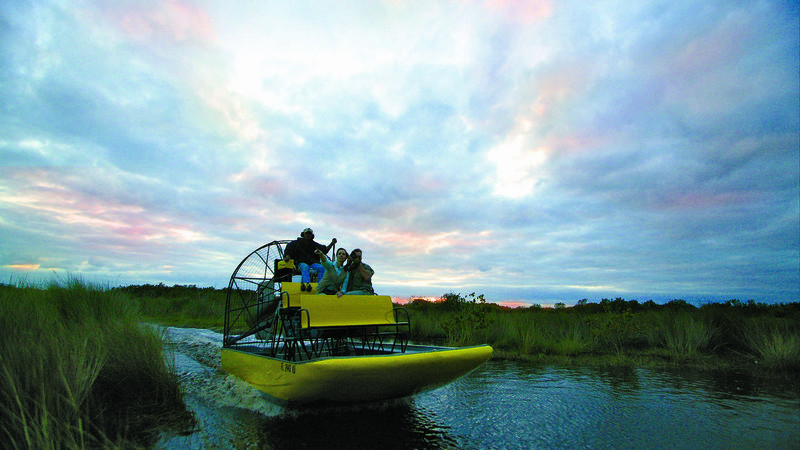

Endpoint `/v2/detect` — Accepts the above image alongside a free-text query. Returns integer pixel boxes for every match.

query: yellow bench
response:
[278,282,410,358]
[280,282,403,328]
[282,281,318,297]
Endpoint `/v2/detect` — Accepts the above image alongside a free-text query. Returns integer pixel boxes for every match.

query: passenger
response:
[283,228,336,292]
[336,248,374,297]
[314,247,348,295]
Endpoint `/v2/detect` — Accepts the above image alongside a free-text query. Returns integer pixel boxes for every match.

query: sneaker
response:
[300,283,307,292]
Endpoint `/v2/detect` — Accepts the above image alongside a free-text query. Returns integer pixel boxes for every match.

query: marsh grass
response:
[118,284,227,329]
[95,284,799,374]
[484,312,595,357]
[553,321,595,356]
[637,312,719,362]
[405,298,800,372]
[512,314,545,355]
[0,280,194,449]
[409,310,447,343]
[741,319,800,370]
[662,315,717,362]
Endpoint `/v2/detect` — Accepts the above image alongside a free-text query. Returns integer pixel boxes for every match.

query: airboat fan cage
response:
[223,240,291,347]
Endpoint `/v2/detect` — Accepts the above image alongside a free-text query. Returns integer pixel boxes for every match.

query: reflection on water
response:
[252,401,462,449]
[160,330,799,449]
[429,362,800,449]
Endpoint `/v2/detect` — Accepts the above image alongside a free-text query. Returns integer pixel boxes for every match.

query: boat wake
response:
[164,327,285,417]
[158,327,465,449]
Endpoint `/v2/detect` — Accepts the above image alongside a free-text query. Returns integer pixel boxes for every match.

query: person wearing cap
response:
[283,228,337,291]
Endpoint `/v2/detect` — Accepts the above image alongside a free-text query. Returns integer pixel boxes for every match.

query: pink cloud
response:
[360,229,496,255]
[107,0,215,44]
[655,10,756,115]
[485,0,553,24]
[1,168,208,250]
[526,60,594,125]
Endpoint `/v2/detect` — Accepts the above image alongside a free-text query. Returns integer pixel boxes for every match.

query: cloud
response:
[0,0,797,302]
[105,0,216,45]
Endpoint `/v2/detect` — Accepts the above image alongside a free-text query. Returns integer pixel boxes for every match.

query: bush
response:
[439,293,492,346]
[587,308,640,355]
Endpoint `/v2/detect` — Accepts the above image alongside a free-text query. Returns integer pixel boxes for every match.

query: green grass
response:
[0,280,194,449]
[408,310,447,343]
[114,286,799,373]
[741,319,800,370]
[86,284,800,375]
[659,314,718,362]
[404,296,800,373]
[115,284,227,330]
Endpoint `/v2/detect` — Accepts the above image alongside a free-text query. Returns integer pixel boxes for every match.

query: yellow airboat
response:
[222,240,493,404]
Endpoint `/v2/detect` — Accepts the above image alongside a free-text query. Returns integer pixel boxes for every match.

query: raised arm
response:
[323,237,337,254]
[315,248,335,270]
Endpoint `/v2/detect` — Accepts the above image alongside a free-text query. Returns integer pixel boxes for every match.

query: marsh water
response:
[159,328,799,449]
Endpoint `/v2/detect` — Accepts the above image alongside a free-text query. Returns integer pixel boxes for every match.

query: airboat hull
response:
[221,344,493,404]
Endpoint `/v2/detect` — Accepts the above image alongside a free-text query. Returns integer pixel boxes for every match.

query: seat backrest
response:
[281,290,396,328]
[273,259,295,282]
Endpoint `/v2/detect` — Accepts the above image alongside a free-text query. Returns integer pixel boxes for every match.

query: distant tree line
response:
[111,283,228,298]
[407,295,800,319]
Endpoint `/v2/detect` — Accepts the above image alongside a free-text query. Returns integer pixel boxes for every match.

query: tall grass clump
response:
[511,314,546,355]
[528,313,592,356]
[741,319,800,370]
[0,279,194,448]
[408,309,447,343]
[651,313,718,362]
[483,311,594,356]
[552,319,595,356]
[486,313,548,355]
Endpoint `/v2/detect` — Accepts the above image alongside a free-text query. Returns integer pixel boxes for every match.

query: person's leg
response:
[344,290,369,295]
[298,263,311,284]
[311,263,325,284]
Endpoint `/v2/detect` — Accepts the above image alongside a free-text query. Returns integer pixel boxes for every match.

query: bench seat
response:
[280,283,401,328]
[276,283,410,360]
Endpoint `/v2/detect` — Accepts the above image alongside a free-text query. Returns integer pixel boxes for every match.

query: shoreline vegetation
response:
[0,280,194,449]
[2,280,798,448]
[113,283,799,373]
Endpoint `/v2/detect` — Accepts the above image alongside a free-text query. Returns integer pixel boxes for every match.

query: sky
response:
[1,0,798,306]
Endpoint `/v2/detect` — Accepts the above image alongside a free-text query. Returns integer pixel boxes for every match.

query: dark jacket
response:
[284,238,327,266]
